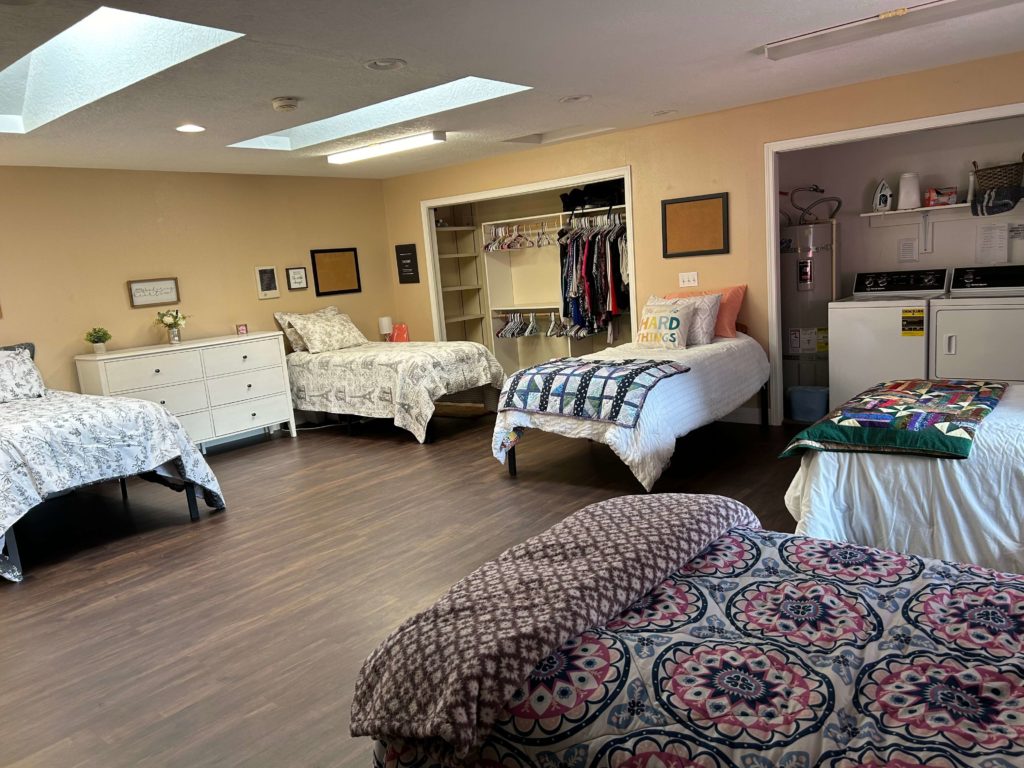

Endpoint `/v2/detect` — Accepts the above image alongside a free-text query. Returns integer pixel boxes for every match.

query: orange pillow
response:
[665,284,746,338]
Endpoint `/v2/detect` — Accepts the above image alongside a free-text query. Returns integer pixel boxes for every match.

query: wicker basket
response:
[973,153,1024,191]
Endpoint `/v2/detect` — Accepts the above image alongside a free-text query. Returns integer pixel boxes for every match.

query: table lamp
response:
[378,316,394,341]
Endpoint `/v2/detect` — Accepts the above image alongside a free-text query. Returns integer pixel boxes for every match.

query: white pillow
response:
[646,293,722,346]
[635,302,696,350]
[288,311,368,353]
[0,348,45,403]
[274,306,339,351]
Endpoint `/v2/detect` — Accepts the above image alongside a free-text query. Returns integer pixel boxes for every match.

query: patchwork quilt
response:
[781,379,1007,459]
[370,508,1024,768]
[0,390,224,583]
[288,342,505,443]
[499,358,690,428]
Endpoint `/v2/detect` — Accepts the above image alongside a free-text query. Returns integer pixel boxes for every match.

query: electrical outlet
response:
[678,271,698,288]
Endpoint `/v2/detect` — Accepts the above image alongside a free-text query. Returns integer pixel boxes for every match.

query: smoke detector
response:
[271,97,300,113]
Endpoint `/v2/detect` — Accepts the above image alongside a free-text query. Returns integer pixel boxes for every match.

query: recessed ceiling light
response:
[559,95,592,104]
[0,7,242,134]
[231,77,530,151]
[176,123,205,133]
[652,109,677,118]
[364,57,407,71]
[327,131,446,165]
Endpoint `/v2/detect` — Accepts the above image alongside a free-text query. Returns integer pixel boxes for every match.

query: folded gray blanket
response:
[350,493,761,759]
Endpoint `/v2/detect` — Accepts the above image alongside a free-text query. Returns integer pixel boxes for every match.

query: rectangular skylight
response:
[0,7,242,134]
[230,76,532,151]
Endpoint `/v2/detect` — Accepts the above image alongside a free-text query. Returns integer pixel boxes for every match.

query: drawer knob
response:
[154,368,161,373]
[247,383,253,389]
[251,412,257,417]
[242,355,248,360]
[160,400,166,405]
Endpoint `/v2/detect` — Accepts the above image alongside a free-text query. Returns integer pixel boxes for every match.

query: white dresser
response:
[75,331,297,447]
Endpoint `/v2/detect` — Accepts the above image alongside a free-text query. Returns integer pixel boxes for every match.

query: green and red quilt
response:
[781,379,1007,459]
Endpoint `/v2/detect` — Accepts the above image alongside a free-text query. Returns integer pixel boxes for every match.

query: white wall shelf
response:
[859,203,970,218]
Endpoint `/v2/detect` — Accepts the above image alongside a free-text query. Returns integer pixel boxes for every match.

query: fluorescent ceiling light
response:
[231,77,530,151]
[327,131,446,165]
[176,123,206,133]
[763,0,1024,60]
[0,7,242,134]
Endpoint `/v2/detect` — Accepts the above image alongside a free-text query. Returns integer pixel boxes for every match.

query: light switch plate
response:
[678,271,699,288]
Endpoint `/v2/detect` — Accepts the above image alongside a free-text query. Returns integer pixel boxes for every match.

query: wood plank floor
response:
[1,416,800,768]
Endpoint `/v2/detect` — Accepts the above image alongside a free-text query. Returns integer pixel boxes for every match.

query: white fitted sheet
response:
[492,333,770,490]
[785,383,1024,572]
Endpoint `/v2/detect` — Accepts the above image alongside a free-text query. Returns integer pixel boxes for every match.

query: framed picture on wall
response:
[255,266,280,299]
[127,277,180,308]
[286,266,308,290]
[310,248,361,296]
[662,192,730,257]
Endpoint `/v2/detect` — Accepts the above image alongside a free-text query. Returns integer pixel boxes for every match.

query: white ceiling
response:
[1,0,1023,179]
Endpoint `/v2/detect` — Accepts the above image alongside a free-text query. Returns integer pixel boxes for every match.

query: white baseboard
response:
[720,406,762,425]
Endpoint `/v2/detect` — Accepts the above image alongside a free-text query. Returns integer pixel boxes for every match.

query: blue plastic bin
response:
[787,385,829,423]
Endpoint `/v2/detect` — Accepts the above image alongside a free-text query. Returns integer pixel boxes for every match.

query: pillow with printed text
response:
[635,302,696,350]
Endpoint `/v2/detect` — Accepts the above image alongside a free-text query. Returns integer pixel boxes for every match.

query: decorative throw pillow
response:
[635,302,696,350]
[288,311,369,353]
[664,284,746,338]
[647,293,722,346]
[0,348,45,403]
[274,306,339,351]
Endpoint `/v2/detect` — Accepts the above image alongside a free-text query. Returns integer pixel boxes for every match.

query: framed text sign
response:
[127,277,180,308]
[395,243,419,284]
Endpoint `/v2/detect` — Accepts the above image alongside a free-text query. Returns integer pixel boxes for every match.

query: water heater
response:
[780,222,836,392]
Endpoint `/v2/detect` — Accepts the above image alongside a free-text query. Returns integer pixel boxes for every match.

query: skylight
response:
[0,7,243,134]
[230,76,532,151]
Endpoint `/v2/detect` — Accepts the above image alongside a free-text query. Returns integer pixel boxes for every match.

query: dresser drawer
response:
[105,350,203,392]
[177,411,215,443]
[211,394,292,437]
[202,338,282,378]
[126,380,209,415]
[206,367,286,407]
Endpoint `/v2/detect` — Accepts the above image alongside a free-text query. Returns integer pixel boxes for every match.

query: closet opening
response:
[420,167,637,374]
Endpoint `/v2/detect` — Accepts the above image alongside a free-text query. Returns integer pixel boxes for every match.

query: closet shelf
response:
[435,225,476,231]
[441,284,481,292]
[491,302,562,311]
[438,252,477,259]
[859,203,969,218]
[481,204,626,229]
[444,313,485,323]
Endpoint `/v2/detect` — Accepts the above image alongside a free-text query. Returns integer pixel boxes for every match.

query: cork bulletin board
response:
[662,192,729,257]
[311,248,361,296]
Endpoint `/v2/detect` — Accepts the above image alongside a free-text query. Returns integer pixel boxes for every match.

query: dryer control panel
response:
[852,268,950,298]
[950,265,1024,297]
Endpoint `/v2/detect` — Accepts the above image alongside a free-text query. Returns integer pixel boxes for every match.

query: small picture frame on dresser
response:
[235,323,248,335]
[255,267,280,299]
[286,267,308,290]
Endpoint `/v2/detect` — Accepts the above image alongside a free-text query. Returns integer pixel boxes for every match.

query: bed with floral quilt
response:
[0,344,225,583]
[353,493,1024,768]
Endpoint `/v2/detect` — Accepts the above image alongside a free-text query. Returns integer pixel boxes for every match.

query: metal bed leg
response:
[185,482,200,522]
[119,477,129,502]
[507,446,517,478]
[759,384,770,429]
[4,526,22,574]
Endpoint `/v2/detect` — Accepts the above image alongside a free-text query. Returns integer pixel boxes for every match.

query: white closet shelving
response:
[431,205,488,346]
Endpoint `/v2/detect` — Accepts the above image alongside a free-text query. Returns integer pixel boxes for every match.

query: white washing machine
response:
[930,265,1024,381]
[828,268,950,409]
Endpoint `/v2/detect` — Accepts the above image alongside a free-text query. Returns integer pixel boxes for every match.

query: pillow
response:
[635,302,696,350]
[288,311,368,353]
[274,306,339,351]
[0,348,45,403]
[647,293,722,346]
[664,284,746,338]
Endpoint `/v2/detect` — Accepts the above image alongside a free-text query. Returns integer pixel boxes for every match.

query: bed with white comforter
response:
[492,333,770,490]
[288,341,504,443]
[786,382,1024,573]
[1,390,224,583]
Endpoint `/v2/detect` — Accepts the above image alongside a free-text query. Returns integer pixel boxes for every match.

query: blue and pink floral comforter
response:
[376,528,1024,767]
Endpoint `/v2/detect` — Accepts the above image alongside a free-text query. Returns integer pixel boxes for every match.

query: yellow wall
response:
[0,168,392,391]
[381,50,1024,348]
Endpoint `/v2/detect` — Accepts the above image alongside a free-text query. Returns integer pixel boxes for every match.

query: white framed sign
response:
[255,266,280,299]
[127,277,180,308]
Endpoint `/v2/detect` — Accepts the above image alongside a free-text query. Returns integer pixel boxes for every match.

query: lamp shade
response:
[378,316,394,335]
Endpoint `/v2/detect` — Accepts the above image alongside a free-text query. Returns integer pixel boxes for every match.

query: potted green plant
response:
[155,309,188,344]
[84,327,112,354]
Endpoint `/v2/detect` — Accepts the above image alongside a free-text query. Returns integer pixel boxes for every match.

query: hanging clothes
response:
[558,213,629,335]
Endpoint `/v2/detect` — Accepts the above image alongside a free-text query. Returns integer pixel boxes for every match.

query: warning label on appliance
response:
[901,308,925,336]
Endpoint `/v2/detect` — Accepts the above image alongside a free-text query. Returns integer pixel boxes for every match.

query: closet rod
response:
[480,204,626,229]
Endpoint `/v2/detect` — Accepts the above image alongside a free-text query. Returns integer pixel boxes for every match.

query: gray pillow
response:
[274,306,339,352]
[646,293,722,346]
[288,311,368,353]
[0,348,45,403]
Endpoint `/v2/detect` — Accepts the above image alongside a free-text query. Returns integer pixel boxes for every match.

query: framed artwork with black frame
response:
[661,192,730,258]
[311,248,361,296]
[286,266,308,290]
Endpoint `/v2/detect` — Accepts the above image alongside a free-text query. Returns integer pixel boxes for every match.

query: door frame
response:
[420,166,637,342]
[763,101,1024,425]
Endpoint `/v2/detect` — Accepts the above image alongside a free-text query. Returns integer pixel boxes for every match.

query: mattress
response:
[786,382,1024,572]
[287,341,505,443]
[492,333,770,489]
